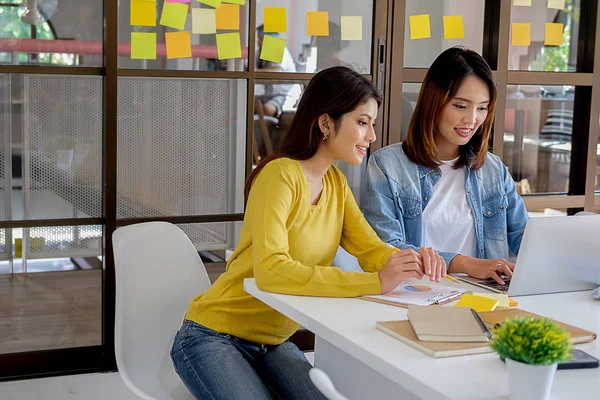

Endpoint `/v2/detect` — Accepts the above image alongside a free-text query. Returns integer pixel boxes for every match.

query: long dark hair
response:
[403,46,497,171]
[244,66,382,199]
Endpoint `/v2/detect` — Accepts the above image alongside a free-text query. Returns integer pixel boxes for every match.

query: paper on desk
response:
[363,281,466,307]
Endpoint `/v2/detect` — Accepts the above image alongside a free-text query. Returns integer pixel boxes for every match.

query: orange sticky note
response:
[165,31,192,58]
[160,2,188,30]
[341,16,362,41]
[512,23,530,46]
[306,11,329,36]
[544,23,563,46]
[443,15,464,39]
[131,32,157,59]
[131,0,156,26]
[216,32,242,59]
[260,35,286,63]
[264,8,287,33]
[409,14,431,40]
[547,0,565,10]
[215,3,239,30]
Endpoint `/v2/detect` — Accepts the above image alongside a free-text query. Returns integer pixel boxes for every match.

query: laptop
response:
[457,215,600,296]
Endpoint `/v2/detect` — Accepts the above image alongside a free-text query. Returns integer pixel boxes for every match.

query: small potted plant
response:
[490,317,572,400]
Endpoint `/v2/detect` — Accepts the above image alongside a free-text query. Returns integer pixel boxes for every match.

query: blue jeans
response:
[171,320,325,400]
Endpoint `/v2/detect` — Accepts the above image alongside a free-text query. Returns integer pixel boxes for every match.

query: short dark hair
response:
[402,46,497,171]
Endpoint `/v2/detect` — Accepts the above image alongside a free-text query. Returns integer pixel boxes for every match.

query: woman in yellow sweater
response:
[170,66,443,400]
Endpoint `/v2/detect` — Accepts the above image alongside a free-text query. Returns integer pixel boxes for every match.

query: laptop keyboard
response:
[475,276,512,291]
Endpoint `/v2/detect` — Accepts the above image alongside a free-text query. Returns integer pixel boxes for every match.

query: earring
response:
[322,132,329,141]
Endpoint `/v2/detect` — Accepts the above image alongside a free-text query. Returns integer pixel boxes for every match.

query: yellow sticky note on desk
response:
[216,3,239,30]
[216,32,241,59]
[472,293,510,309]
[306,11,329,36]
[260,35,285,63]
[160,2,188,30]
[513,0,532,6]
[165,31,192,58]
[131,0,156,26]
[443,15,464,39]
[197,0,221,8]
[341,16,362,41]
[544,23,563,46]
[512,23,530,46]
[409,14,431,40]
[264,8,287,33]
[192,8,216,34]
[131,32,157,59]
[455,293,499,312]
[547,0,565,10]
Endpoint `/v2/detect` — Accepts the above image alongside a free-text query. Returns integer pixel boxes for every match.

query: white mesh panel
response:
[117,77,244,218]
[26,225,102,259]
[24,75,103,219]
[177,221,241,251]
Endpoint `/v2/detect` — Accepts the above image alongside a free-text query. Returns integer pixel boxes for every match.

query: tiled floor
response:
[0,352,315,399]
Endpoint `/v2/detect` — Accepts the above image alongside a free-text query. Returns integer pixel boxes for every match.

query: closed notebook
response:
[408,305,490,342]
[455,293,499,312]
[376,320,493,358]
[479,309,597,344]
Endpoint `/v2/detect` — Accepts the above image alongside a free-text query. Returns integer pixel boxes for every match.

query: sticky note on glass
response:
[160,2,188,30]
[131,0,156,26]
[264,8,286,33]
[165,31,192,58]
[216,3,239,30]
[216,32,241,59]
[260,35,286,63]
[341,16,362,41]
[192,8,216,34]
[306,11,329,36]
[544,23,563,46]
[197,0,221,7]
[409,14,431,40]
[131,32,157,59]
[512,23,530,46]
[443,15,464,39]
[513,0,532,5]
[547,0,565,10]
[222,0,245,4]
[166,0,190,2]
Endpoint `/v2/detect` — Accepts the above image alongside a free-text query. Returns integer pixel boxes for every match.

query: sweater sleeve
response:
[249,161,382,297]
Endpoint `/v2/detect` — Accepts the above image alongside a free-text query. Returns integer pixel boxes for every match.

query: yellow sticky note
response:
[409,14,431,40]
[260,35,286,63]
[513,0,532,5]
[443,15,464,39]
[547,0,565,10]
[160,2,188,30]
[264,8,287,33]
[544,22,563,46]
[306,11,329,36]
[131,32,157,59]
[131,0,156,26]
[341,16,362,41]
[216,3,239,30]
[472,293,510,309]
[512,23,530,46]
[192,8,216,34]
[197,0,221,7]
[455,293,499,312]
[222,0,245,4]
[216,32,241,59]
[165,31,192,58]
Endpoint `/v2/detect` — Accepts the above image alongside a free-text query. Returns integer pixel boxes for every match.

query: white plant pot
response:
[506,358,558,400]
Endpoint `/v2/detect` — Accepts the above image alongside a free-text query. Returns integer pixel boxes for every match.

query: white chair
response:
[309,368,350,400]
[113,222,211,400]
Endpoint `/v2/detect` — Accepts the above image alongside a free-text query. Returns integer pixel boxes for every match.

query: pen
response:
[445,275,458,283]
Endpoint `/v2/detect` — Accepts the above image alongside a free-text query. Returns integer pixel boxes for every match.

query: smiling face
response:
[435,75,490,160]
[319,98,378,166]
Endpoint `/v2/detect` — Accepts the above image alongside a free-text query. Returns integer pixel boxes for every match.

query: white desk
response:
[244,279,599,400]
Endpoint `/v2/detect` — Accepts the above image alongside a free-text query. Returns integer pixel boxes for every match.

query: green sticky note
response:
[131,0,156,27]
[409,14,431,40]
[222,0,245,4]
[197,0,221,8]
[192,8,216,34]
[260,35,286,63]
[216,32,242,59]
[160,1,188,30]
[131,32,157,59]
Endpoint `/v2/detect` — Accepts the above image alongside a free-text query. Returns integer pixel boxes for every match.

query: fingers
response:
[437,253,447,278]
[419,248,432,277]
[490,268,506,285]
[500,263,513,279]
[400,262,424,278]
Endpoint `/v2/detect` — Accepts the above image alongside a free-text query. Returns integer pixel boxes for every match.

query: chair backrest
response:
[113,222,211,400]
[309,368,350,400]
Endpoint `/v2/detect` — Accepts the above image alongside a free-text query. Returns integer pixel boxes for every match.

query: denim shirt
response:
[363,143,529,266]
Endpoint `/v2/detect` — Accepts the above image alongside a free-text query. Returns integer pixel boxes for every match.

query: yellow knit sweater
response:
[185,158,393,345]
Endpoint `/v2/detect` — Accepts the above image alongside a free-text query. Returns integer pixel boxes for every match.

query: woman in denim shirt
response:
[364,47,529,286]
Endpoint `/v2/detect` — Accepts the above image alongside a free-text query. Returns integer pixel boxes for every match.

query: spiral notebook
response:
[362,282,466,308]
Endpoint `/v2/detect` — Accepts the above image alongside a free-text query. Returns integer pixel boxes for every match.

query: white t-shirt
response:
[421,159,477,257]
